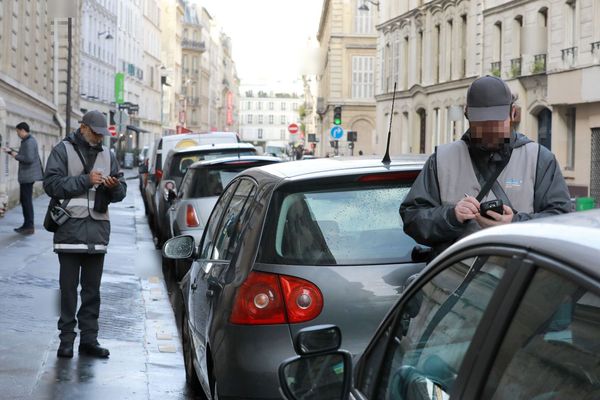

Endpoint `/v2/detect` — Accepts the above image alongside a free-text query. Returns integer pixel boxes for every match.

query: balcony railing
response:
[561,46,577,67]
[491,61,501,77]
[510,57,522,77]
[532,54,547,74]
[593,41,600,63]
[182,39,206,52]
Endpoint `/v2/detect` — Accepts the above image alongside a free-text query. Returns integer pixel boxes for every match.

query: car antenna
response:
[382,82,397,165]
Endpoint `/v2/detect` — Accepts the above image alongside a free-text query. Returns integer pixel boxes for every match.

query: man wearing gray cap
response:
[401,76,571,256]
[43,110,127,358]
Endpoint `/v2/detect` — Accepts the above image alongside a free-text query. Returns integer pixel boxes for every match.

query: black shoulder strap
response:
[70,141,92,174]
[474,159,509,203]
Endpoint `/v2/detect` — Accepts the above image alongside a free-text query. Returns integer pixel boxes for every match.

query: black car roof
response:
[188,155,282,169]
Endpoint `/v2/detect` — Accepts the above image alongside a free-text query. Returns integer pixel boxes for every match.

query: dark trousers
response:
[57,253,105,344]
[19,182,34,228]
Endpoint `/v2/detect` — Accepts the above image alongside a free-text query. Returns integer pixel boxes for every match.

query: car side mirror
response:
[162,235,196,259]
[138,164,148,174]
[279,351,352,400]
[294,325,342,356]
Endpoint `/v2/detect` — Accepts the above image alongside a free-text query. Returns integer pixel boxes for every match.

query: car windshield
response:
[258,180,418,266]
[169,148,256,178]
[184,161,272,198]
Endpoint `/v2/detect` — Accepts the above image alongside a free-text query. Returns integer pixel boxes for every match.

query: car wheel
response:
[182,313,202,393]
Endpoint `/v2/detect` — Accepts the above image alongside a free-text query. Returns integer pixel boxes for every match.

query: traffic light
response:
[347,131,357,142]
[333,106,342,125]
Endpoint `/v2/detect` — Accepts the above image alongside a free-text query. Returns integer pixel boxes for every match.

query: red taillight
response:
[156,169,163,183]
[357,171,420,183]
[279,275,323,323]
[230,272,287,325]
[230,272,323,325]
[186,204,200,227]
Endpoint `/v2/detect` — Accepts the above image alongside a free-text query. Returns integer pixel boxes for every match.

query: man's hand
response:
[102,176,120,189]
[475,205,514,228]
[455,196,480,223]
[89,171,104,186]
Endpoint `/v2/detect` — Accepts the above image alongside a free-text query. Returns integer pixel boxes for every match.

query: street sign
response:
[330,126,343,140]
[108,125,117,137]
[288,123,299,134]
[114,73,124,104]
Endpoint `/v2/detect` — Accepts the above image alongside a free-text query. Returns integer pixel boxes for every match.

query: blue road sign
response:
[330,126,344,140]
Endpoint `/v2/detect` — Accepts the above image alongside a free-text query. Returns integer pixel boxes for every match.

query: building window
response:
[352,56,375,99]
[355,6,373,34]
[257,102,262,110]
[403,36,409,89]
[493,21,503,76]
[269,101,274,110]
[566,107,576,169]
[269,115,274,124]
[460,14,467,78]
[434,108,441,147]
[258,128,263,139]
[258,115,263,124]
[247,114,253,124]
[434,24,441,83]
[281,115,286,124]
[418,30,424,84]
[280,129,286,140]
[247,101,252,110]
[394,31,401,85]
[293,103,298,111]
[281,102,286,111]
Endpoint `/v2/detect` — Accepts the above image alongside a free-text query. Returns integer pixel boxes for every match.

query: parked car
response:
[139,140,157,199]
[162,155,430,399]
[142,132,240,231]
[165,155,282,281]
[278,210,600,400]
[154,142,257,247]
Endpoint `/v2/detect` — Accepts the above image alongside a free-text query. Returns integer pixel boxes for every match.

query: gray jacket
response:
[400,132,572,255]
[15,134,44,183]
[43,131,127,253]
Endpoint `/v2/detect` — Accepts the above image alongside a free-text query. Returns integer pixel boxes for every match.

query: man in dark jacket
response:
[400,76,571,256]
[43,110,126,358]
[4,122,44,234]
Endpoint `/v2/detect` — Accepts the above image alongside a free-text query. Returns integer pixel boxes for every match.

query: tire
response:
[182,314,203,394]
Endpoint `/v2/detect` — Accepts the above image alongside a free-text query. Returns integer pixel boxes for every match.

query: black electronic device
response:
[480,199,504,219]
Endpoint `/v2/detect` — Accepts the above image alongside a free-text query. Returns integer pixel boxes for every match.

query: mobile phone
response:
[112,171,124,179]
[480,199,504,219]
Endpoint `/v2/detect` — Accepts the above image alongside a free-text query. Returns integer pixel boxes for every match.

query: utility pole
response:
[66,17,72,137]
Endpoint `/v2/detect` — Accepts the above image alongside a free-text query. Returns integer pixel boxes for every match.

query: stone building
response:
[0,1,82,211]
[316,0,378,157]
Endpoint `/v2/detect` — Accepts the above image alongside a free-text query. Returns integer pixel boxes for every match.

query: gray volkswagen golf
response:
[163,155,429,399]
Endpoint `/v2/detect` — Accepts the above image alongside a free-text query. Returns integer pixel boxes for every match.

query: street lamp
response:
[98,31,114,39]
[358,0,380,11]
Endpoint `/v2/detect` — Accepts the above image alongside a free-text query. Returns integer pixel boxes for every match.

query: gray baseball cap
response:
[466,76,513,121]
[80,110,110,136]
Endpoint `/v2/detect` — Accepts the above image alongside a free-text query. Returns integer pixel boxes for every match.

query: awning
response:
[126,125,151,133]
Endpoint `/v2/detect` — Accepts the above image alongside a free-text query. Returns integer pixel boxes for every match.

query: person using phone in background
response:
[400,76,571,256]
[4,122,44,235]
[43,110,126,359]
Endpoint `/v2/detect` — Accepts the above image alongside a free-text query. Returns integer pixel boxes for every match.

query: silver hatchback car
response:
[163,156,430,399]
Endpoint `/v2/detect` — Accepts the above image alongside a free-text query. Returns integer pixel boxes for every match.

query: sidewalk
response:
[0,172,192,400]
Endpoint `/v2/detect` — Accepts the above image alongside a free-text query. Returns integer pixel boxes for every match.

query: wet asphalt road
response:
[0,172,203,400]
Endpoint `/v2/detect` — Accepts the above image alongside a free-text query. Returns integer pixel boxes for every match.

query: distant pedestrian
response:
[43,110,127,359]
[401,76,571,256]
[3,122,44,235]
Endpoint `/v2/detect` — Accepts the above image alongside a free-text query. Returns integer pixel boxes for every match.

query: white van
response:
[265,141,291,160]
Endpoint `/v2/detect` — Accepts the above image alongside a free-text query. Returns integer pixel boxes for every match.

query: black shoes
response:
[14,227,34,235]
[79,342,110,358]
[57,342,74,358]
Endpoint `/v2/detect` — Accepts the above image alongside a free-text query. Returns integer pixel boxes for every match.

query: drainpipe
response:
[0,97,8,216]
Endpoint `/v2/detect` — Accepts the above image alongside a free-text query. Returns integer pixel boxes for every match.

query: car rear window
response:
[184,161,273,198]
[258,178,419,266]
[169,149,257,178]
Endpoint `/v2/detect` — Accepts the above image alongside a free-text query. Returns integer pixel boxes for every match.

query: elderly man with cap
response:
[400,76,571,256]
[43,110,126,358]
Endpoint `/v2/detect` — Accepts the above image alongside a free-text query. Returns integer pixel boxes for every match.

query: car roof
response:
[243,155,427,181]
[160,132,238,143]
[444,209,600,280]
[166,142,255,156]
[188,155,282,169]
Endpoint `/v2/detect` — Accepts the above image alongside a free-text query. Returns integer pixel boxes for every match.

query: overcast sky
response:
[195,0,323,87]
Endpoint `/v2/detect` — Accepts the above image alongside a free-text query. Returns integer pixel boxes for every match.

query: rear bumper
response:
[212,324,296,399]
